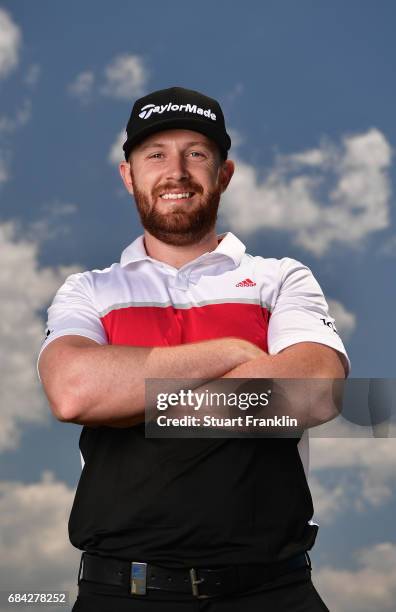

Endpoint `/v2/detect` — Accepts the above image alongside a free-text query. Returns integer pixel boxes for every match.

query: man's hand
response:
[222,342,346,426]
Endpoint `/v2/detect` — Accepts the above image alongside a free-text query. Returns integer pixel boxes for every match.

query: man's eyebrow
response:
[139,142,166,150]
[184,141,212,148]
[139,140,212,151]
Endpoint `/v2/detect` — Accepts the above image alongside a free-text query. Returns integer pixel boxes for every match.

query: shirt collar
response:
[120,232,246,269]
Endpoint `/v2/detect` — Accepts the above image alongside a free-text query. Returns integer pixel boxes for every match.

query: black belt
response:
[78,551,312,599]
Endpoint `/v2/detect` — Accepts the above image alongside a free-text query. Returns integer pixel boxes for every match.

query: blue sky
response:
[0,2,395,611]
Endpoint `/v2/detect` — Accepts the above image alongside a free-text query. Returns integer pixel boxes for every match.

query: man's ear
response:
[219,159,235,193]
[119,161,134,195]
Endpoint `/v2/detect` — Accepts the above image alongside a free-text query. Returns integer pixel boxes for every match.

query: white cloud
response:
[101,54,148,100]
[68,70,95,103]
[0,221,82,452]
[0,10,33,188]
[0,473,80,609]
[315,542,396,612]
[221,128,392,256]
[0,8,21,80]
[309,438,396,523]
[309,475,345,524]
[68,54,148,105]
[327,298,356,340]
[108,128,126,165]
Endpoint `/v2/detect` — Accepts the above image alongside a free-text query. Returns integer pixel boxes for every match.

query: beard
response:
[130,169,221,246]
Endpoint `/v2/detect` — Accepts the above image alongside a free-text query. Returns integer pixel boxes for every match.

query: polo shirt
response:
[37,231,350,567]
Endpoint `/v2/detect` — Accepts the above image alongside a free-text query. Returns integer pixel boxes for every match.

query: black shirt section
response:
[68,425,317,567]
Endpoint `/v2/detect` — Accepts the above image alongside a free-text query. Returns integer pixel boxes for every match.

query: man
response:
[37,86,349,611]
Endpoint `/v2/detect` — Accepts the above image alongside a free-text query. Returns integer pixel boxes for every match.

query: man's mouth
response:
[159,191,195,201]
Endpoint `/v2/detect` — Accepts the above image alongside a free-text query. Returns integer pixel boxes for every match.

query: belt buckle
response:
[189,568,210,599]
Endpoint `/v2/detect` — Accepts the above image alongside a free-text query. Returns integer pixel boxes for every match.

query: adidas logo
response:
[236,278,256,287]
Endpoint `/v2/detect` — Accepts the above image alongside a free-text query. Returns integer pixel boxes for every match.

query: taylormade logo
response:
[139,102,217,121]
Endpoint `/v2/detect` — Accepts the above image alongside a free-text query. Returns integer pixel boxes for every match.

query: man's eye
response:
[149,153,163,159]
[189,151,204,157]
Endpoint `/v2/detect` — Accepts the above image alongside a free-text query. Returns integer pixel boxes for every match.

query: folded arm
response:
[115,342,346,430]
[38,335,264,427]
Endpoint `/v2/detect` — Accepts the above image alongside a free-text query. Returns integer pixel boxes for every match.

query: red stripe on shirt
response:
[101,303,269,352]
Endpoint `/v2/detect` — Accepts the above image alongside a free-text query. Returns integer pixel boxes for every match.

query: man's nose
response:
[165,154,190,181]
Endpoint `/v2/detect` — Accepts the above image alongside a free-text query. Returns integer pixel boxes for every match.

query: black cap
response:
[122,86,231,161]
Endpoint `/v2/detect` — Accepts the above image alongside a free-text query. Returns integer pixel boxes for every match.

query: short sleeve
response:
[36,272,108,382]
[268,258,351,375]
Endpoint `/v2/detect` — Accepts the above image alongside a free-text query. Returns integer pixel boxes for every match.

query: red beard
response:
[131,171,221,246]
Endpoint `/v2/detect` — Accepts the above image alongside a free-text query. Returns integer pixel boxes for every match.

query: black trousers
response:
[72,566,330,611]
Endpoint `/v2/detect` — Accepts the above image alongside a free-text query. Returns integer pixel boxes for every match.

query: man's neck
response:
[143,230,221,269]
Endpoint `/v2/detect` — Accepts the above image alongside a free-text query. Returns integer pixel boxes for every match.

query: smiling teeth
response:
[161,192,192,199]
